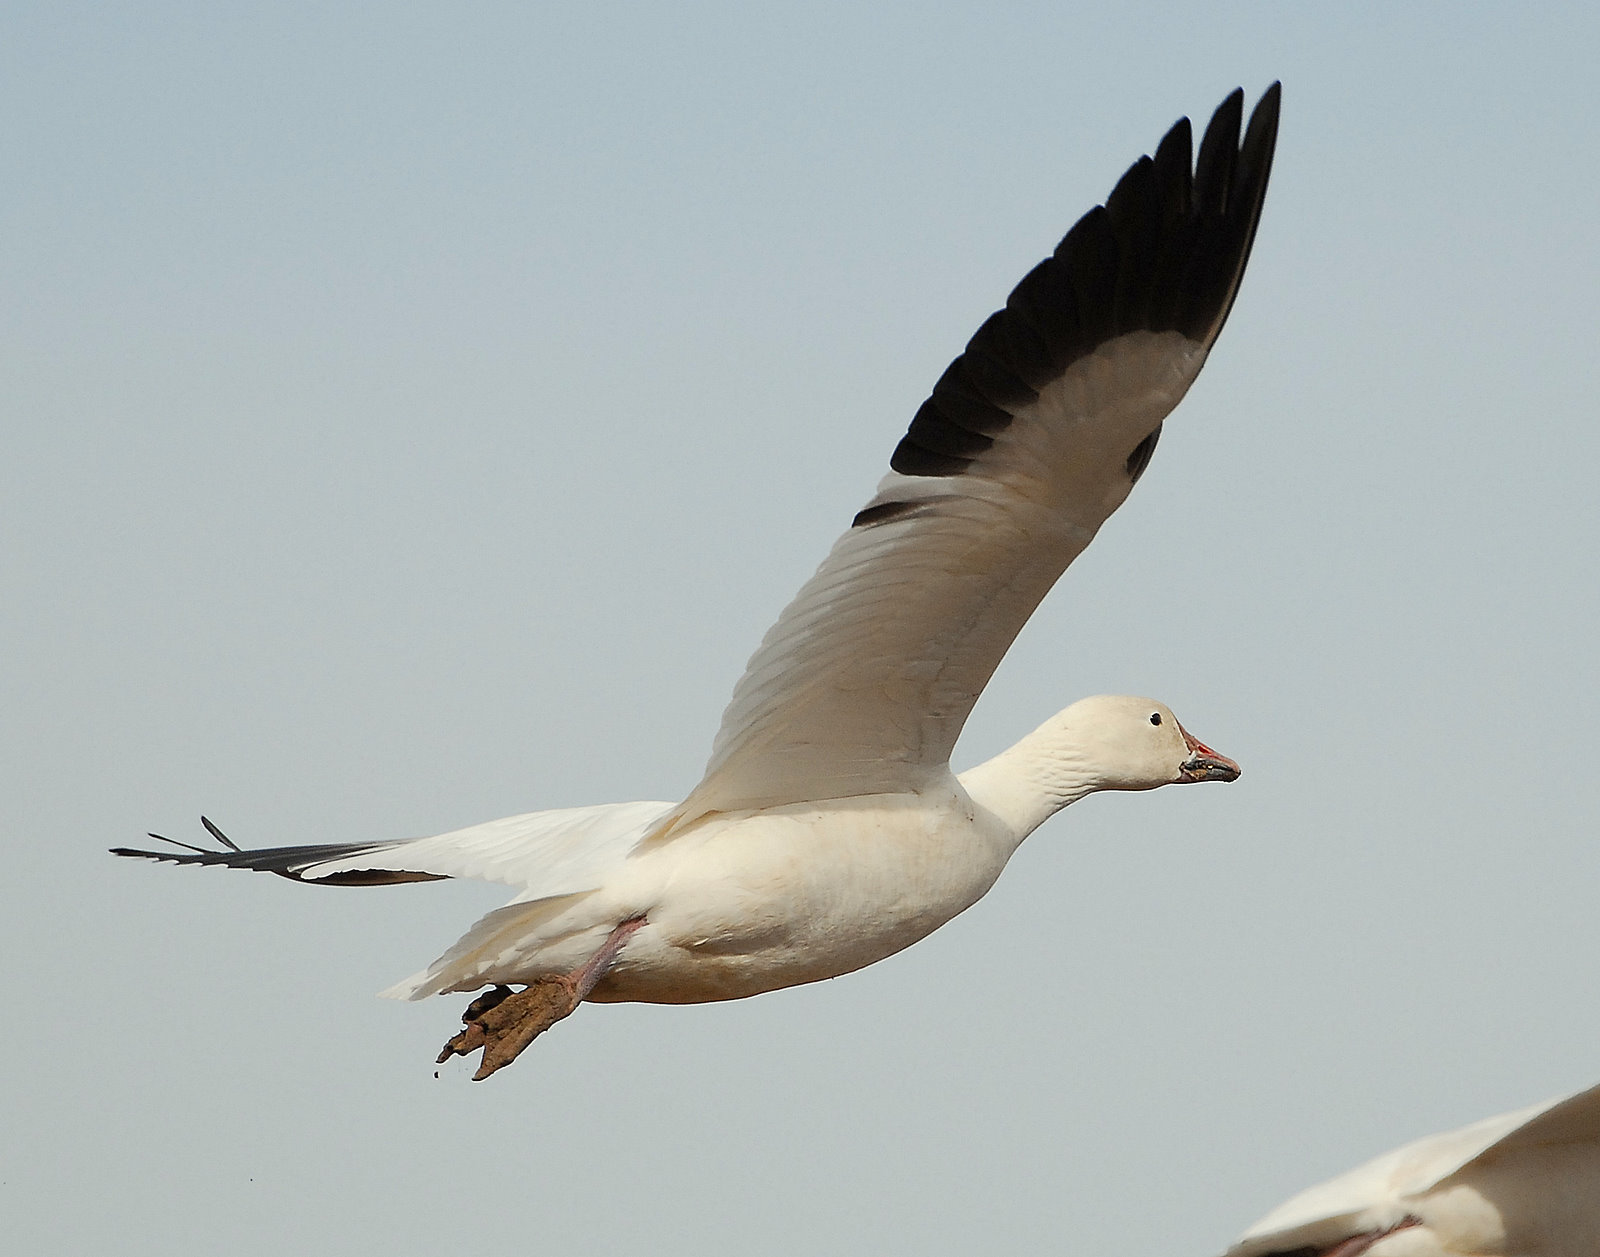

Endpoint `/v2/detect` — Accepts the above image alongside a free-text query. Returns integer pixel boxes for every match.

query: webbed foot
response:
[433,915,647,1081]
[437,979,579,1080]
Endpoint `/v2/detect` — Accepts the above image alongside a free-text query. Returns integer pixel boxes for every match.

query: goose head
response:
[1055,694,1241,792]
[959,694,1241,844]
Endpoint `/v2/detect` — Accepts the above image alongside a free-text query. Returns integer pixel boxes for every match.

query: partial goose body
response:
[1225,1081,1600,1257]
[457,782,1009,1007]
[114,85,1278,1077]
[366,694,1228,1005]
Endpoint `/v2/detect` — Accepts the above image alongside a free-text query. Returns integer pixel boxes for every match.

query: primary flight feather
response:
[116,84,1280,1079]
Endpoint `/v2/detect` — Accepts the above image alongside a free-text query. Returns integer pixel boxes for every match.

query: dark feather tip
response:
[144,832,210,855]
[201,816,241,851]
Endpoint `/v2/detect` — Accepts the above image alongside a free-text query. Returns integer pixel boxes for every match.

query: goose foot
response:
[461,984,514,1020]
[437,979,579,1079]
[435,915,646,1081]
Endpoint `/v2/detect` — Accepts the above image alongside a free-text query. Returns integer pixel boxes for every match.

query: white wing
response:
[118,800,674,895]
[676,85,1280,820]
[303,800,675,892]
[1226,1081,1600,1257]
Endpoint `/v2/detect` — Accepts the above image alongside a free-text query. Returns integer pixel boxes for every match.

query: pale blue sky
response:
[5,5,1599,1254]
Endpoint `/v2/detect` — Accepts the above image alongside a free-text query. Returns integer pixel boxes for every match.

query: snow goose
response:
[1223,1080,1600,1256]
[114,84,1279,1079]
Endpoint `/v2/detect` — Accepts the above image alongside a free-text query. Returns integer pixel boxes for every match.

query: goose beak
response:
[1177,723,1241,783]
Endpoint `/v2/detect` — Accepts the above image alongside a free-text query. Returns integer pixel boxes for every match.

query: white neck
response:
[957,715,1104,848]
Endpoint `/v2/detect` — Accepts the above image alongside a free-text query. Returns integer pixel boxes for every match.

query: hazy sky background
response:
[5,4,1599,1254]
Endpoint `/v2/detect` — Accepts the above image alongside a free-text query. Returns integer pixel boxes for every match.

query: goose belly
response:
[588,799,1012,1004]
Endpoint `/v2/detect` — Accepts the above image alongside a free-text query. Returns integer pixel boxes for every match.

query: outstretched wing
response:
[676,85,1280,821]
[113,801,675,895]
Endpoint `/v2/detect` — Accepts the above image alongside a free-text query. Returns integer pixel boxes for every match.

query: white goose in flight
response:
[115,84,1280,1080]
[1223,1079,1600,1256]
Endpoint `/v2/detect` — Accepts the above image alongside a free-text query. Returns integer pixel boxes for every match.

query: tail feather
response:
[110,817,447,886]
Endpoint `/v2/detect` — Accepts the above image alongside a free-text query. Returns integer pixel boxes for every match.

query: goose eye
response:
[1149,712,1162,726]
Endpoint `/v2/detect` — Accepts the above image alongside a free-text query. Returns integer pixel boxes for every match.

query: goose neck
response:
[957,725,1100,846]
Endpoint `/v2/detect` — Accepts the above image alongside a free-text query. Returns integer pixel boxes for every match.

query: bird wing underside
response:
[675,85,1280,823]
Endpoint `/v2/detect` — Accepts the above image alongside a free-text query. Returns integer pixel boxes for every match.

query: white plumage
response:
[1225,1081,1600,1257]
[686,331,1206,818]
[117,85,1279,1077]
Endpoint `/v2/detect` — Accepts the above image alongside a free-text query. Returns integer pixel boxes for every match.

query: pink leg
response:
[568,915,646,1000]
[436,916,646,1081]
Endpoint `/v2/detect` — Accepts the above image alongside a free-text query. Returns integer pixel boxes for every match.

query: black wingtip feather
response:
[1106,155,1162,333]
[112,820,450,886]
[851,499,928,528]
[889,435,974,477]
[1005,258,1084,374]
[1058,205,1120,350]
[1150,116,1194,220]
[886,84,1280,481]
[1193,88,1244,215]
[201,815,241,851]
[142,831,211,855]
